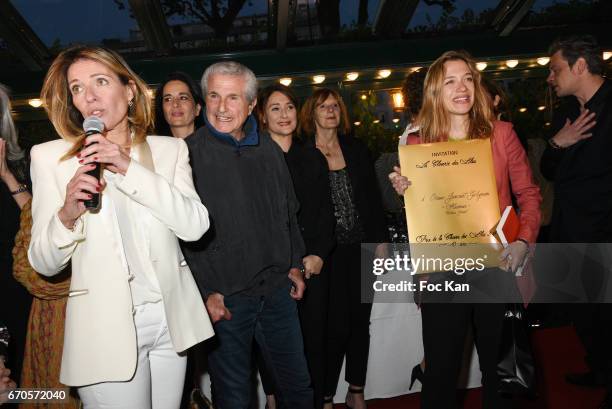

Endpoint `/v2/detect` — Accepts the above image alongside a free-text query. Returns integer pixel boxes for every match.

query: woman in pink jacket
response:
[389,50,541,409]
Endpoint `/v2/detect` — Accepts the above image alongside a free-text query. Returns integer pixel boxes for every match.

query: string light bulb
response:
[28,99,43,108]
[506,59,519,68]
[312,75,325,84]
[378,69,392,79]
[476,62,488,71]
[537,57,550,65]
[345,72,359,81]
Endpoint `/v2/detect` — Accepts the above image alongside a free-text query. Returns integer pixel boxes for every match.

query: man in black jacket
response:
[182,61,312,409]
[540,35,612,408]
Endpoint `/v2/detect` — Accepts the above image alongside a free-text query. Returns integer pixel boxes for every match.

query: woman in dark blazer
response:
[300,88,387,409]
[256,84,335,409]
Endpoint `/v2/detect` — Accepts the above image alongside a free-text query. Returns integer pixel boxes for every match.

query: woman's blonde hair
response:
[299,88,351,137]
[417,50,494,143]
[40,45,153,160]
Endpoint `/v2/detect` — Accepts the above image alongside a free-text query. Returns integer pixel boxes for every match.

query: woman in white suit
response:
[28,45,214,409]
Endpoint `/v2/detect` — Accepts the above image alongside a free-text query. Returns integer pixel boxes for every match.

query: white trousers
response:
[78,302,187,409]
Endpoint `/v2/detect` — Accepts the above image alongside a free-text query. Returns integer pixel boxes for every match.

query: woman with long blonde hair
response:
[29,45,213,408]
[390,50,541,408]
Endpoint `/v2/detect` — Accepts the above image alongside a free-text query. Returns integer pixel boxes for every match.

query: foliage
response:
[113,0,251,39]
[407,0,608,34]
[407,1,494,34]
[522,0,609,26]
[351,92,399,158]
[504,78,554,141]
[48,39,63,55]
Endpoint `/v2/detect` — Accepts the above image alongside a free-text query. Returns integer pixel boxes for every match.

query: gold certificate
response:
[398,139,502,273]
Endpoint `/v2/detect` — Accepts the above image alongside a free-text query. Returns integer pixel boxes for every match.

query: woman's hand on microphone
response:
[58,164,102,229]
[78,134,131,175]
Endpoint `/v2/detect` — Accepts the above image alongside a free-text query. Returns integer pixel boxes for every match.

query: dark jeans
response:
[256,263,331,408]
[207,283,313,409]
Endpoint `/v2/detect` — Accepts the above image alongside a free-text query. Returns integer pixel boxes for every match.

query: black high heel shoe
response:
[345,386,365,409]
[409,364,424,390]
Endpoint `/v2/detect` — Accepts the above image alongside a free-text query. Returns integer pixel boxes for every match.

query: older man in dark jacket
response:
[182,61,312,409]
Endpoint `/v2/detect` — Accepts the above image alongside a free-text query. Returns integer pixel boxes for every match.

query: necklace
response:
[316,143,336,157]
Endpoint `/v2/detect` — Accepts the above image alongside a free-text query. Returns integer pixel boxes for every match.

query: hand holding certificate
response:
[398,138,502,273]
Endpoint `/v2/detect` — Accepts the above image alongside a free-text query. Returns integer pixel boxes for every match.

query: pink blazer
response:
[408,120,541,243]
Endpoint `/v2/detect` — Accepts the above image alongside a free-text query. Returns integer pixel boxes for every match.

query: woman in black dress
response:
[256,84,335,409]
[300,88,387,409]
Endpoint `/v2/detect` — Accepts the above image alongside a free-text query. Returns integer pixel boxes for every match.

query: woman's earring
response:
[128,99,135,113]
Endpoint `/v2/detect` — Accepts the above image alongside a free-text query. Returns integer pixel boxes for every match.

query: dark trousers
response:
[571,304,612,383]
[570,245,612,393]
[325,243,372,396]
[419,269,516,409]
[256,264,330,408]
[207,284,313,409]
[564,244,612,393]
[0,275,31,386]
[421,302,508,409]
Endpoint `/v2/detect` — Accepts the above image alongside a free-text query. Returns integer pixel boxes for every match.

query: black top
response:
[0,183,20,264]
[284,139,336,259]
[541,78,612,242]
[182,124,305,297]
[329,168,365,244]
[306,134,388,244]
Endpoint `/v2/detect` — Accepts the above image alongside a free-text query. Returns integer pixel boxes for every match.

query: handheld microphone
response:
[82,116,105,210]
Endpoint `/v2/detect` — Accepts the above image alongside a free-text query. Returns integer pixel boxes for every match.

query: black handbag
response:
[497,303,536,396]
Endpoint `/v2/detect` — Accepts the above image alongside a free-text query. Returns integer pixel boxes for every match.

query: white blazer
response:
[28,135,214,387]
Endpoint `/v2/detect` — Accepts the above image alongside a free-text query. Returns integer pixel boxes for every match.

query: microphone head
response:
[83,116,105,133]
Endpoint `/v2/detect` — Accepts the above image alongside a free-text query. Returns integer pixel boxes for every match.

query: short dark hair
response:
[549,35,604,75]
[256,84,299,132]
[401,68,427,120]
[154,71,205,136]
[481,76,511,121]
